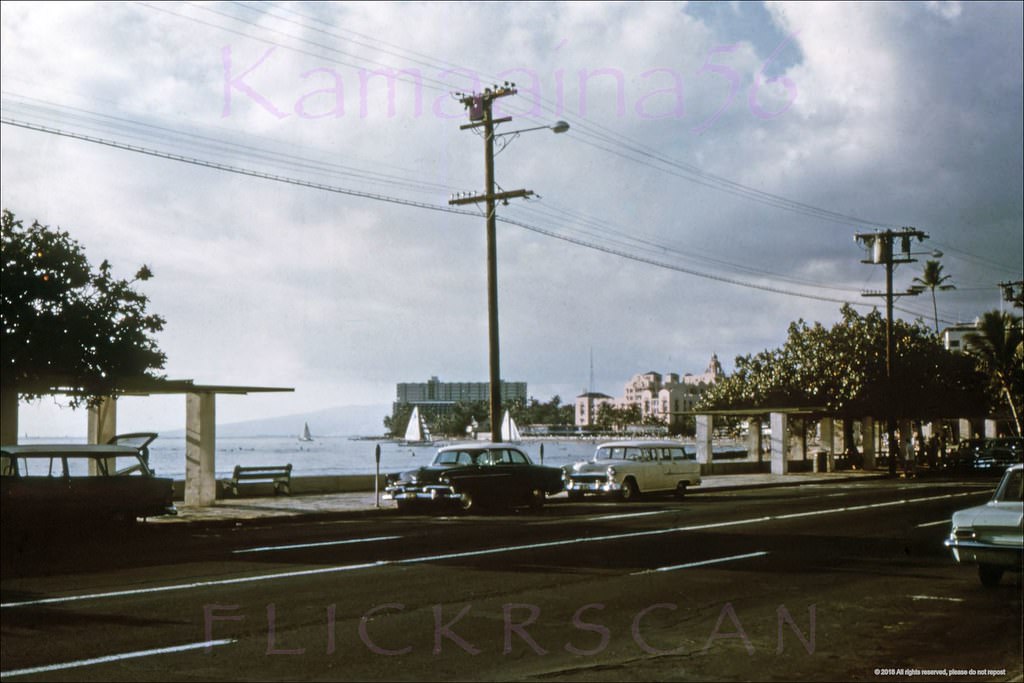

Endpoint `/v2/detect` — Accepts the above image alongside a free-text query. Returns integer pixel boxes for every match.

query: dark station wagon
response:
[1,433,176,526]
[384,442,564,513]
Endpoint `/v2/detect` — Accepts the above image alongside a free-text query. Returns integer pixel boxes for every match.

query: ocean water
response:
[16,435,752,479]
[16,436,607,479]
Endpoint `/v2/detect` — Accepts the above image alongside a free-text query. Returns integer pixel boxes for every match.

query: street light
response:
[449,87,568,437]
[494,120,571,137]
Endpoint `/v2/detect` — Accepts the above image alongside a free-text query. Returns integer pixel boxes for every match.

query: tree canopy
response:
[964,310,1023,436]
[699,304,988,420]
[1,209,166,406]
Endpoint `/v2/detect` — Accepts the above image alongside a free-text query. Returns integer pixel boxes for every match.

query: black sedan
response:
[384,443,564,513]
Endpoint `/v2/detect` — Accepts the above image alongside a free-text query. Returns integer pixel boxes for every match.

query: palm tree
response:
[912,260,955,334]
[964,311,1024,437]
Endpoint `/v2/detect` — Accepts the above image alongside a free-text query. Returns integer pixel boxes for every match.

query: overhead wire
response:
[4,2,1016,319]
[3,115,899,311]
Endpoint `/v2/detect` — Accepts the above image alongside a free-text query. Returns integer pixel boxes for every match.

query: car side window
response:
[508,450,529,465]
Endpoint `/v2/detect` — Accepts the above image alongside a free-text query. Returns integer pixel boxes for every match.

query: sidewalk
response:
[152,470,887,526]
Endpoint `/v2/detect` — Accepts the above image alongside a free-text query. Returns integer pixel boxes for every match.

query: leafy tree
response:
[1,210,166,408]
[595,403,641,431]
[699,304,988,421]
[912,260,955,333]
[964,311,1024,436]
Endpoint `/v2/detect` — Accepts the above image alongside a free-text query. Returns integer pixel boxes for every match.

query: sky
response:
[2,1,1022,436]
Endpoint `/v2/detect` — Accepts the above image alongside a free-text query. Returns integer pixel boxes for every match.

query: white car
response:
[563,440,702,501]
[945,464,1023,587]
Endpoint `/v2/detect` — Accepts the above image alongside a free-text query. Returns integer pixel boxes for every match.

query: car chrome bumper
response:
[383,485,459,502]
[944,538,1023,568]
[565,480,621,494]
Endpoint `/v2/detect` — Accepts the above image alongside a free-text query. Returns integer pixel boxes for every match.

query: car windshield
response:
[993,470,1024,503]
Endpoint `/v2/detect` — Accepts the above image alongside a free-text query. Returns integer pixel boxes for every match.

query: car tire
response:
[620,477,640,502]
[978,564,1004,587]
[396,499,418,514]
[674,482,688,499]
[567,490,584,502]
[529,488,545,510]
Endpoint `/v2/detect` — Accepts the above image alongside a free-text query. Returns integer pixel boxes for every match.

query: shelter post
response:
[746,417,763,464]
[696,414,713,469]
[770,412,789,475]
[862,417,876,470]
[87,396,118,475]
[185,390,217,506]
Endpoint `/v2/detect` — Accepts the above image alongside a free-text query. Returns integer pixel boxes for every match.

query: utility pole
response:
[449,84,534,436]
[855,227,927,476]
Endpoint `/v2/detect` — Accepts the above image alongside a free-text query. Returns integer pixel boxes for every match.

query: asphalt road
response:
[2,478,1021,682]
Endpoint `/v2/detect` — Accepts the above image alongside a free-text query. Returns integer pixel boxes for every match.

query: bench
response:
[222,464,292,497]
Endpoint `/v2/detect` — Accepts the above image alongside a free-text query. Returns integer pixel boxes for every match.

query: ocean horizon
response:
[15,434,753,480]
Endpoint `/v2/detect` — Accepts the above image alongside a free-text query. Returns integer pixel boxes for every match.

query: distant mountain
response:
[163,404,391,438]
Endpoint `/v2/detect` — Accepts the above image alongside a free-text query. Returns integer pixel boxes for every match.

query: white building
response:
[575,354,723,428]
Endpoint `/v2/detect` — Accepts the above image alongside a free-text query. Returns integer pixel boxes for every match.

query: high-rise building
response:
[395,376,527,416]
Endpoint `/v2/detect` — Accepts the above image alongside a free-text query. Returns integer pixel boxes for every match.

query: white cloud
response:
[2,1,1020,435]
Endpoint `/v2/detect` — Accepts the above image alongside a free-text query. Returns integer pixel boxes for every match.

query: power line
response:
[4,115,892,311]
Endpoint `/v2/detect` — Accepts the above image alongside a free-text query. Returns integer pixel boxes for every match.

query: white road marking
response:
[0,491,984,610]
[631,551,769,575]
[232,535,401,554]
[0,639,235,678]
[916,520,950,528]
[588,511,670,521]
[910,595,965,603]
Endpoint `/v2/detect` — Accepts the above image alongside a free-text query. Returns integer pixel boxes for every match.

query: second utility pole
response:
[450,85,533,436]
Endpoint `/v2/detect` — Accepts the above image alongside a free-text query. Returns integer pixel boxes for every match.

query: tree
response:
[699,305,989,422]
[1,210,166,408]
[964,311,1024,437]
[912,260,955,334]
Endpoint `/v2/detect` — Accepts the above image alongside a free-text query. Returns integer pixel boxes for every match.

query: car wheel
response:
[567,490,584,502]
[978,564,1004,587]
[529,488,545,510]
[674,482,688,499]
[396,499,418,514]
[620,477,640,502]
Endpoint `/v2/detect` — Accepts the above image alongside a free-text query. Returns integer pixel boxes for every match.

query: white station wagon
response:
[563,440,702,501]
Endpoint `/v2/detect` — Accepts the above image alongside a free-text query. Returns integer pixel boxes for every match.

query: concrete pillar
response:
[862,417,876,470]
[984,420,999,438]
[87,396,117,475]
[696,414,713,467]
[770,412,788,475]
[820,418,835,473]
[746,418,762,464]
[185,391,217,507]
[898,418,913,470]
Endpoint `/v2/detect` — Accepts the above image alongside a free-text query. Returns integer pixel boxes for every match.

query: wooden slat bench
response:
[222,464,292,497]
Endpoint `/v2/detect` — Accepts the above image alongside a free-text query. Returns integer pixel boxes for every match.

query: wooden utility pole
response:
[856,227,927,475]
[449,85,533,436]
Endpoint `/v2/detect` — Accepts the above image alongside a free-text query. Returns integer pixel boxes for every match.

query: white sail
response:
[403,407,425,443]
[500,410,521,442]
[299,422,313,442]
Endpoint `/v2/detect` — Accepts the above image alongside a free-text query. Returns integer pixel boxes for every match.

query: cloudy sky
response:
[2,1,1022,436]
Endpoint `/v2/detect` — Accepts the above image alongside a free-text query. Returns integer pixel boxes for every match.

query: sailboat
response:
[500,410,522,442]
[401,406,432,446]
[299,422,313,442]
